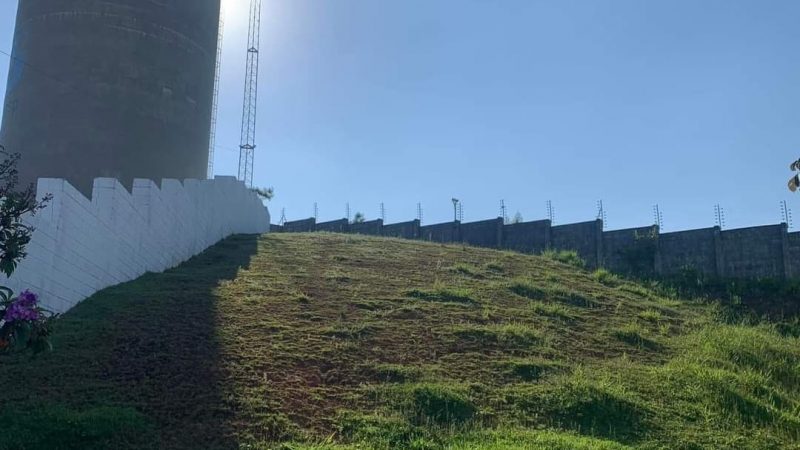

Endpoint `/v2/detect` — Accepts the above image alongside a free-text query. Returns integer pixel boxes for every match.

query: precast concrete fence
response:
[5,176,270,313]
[275,216,797,280]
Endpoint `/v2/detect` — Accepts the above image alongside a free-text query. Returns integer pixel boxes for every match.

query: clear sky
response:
[1,0,799,231]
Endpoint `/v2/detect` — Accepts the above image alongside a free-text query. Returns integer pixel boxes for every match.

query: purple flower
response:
[3,290,41,323]
[16,290,37,308]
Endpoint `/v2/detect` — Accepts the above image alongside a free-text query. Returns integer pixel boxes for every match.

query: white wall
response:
[4,176,270,313]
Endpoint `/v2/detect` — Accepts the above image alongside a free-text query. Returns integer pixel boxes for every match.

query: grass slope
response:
[1,233,799,449]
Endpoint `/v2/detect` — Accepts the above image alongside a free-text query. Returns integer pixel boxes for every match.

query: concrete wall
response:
[658,227,720,276]
[551,220,603,268]
[603,226,659,275]
[6,176,269,314]
[460,218,504,248]
[316,219,349,233]
[283,218,316,233]
[274,212,799,280]
[420,221,461,243]
[720,225,787,279]
[350,219,383,236]
[503,220,551,254]
[384,220,420,239]
[788,232,800,279]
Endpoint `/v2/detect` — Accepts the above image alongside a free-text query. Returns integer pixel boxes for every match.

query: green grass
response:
[508,278,547,300]
[542,249,586,268]
[528,301,577,321]
[389,383,478,425]
[496,357,563,381]
[369,363,423,383]
[450,262,482,278]
[1,233,799,449]
[450,322,543,348]
[406,286,476,304]
[0,405,152,450]
[611,322,661,349]
[637,309,662,323]
[593,268,621,287]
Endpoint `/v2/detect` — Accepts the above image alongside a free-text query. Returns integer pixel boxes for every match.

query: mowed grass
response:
[1,233,799,449]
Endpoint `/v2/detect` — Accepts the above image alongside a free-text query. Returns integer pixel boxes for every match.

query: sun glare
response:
[221,0,246,27]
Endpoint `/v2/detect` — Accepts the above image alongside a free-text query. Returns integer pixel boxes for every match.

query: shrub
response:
[0,290,55,353]
[638,309,662,323]
[542,250,586,268]
[593,269,620,287]
[0,148,54,354]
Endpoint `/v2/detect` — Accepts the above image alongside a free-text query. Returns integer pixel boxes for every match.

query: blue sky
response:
[1,0,799,231]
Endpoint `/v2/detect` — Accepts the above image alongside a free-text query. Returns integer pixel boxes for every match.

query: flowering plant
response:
[0,288,55,353]
[0,146,53,354]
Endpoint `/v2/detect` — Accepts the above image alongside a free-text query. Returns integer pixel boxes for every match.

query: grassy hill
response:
[1,233,799,449]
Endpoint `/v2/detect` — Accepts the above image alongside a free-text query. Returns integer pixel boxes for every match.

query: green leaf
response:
[0,285,13,302]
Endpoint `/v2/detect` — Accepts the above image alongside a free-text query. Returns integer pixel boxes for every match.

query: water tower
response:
[0,0,221,195]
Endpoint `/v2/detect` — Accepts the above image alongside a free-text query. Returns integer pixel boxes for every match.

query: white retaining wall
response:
[5,176,270,313]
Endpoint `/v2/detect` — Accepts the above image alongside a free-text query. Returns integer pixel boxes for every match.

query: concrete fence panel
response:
[4,176,270,314]
[551,220,603,268]
[602,226,659,275]
[720,225,786,279]
[350,219,384,236]
[502,220,551,254]
[461,218,504,248]
[383,220,420,239]
[283,218,316,233]
[658,227,719,277]
[420,221,460,243]
[316,219,349,233]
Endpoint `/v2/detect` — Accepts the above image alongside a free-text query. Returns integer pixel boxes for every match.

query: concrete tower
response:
[0,0,221,195]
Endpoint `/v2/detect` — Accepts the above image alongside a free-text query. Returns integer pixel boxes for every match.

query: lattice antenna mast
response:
[207,4,226,179]
[238,0,262,187]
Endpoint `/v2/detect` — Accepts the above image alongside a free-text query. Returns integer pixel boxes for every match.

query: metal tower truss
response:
[207,5,225,179]
[238,0,262,187]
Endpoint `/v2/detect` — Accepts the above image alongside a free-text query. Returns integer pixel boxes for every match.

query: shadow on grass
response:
[0,234,260,450]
